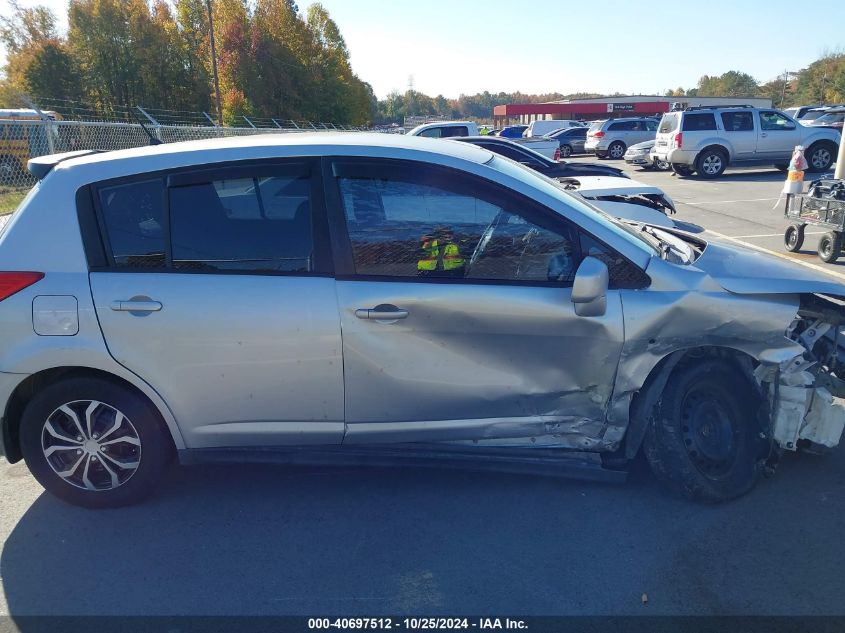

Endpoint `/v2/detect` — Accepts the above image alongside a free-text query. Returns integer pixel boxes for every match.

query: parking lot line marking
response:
[703,229,845,282]
[732,231,827,238]
[677,198,780,205]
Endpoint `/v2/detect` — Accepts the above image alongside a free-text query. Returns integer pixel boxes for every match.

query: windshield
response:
[488,155,656,257]
[814,112,845,124]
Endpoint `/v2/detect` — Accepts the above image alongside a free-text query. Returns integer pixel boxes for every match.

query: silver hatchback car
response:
[1,133,844,508]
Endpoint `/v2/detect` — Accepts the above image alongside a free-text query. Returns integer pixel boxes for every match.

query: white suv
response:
[652,106,841,178]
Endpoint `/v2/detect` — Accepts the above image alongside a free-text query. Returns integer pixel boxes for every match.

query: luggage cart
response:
[783,192,845,263]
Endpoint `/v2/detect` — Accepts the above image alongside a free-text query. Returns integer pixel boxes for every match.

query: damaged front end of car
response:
[758,293,845,453]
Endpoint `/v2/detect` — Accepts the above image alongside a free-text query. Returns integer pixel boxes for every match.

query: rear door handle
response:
[110,300,162,312]
[760,132,768,137]
[354,306,409,320]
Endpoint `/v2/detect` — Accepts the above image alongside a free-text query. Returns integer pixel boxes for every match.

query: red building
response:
[491,95,771,127]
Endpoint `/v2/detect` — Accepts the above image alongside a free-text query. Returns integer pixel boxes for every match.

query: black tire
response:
[560,144,572,158]
[607,141,626,160]
[595,151,608,159]
[784,224,805,252]
[654,158,671,171]
[806,142,836,173]
[19,377,173,508]
[695,148,727,179]
[643,359,765,502]
[672,163,694,176]
[818,231,842,263]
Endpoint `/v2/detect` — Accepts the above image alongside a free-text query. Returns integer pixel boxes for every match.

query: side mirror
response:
[571,256,609,317]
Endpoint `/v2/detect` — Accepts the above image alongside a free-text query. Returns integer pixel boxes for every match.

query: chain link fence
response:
[0,109,374,214]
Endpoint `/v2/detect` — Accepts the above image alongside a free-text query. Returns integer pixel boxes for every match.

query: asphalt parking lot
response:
[2,161,845,620]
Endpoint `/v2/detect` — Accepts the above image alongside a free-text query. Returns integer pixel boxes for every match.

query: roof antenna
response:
[133,106,162,145]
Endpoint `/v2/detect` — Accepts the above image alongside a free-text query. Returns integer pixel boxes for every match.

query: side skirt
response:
[178,444,628,483]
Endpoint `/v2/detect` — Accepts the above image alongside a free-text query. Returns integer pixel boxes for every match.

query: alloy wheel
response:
[811,148,831,170]
[701,154,722,175]
[41,400,142,491]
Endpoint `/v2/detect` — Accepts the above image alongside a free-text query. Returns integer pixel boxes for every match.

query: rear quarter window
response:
[681,113,717,131]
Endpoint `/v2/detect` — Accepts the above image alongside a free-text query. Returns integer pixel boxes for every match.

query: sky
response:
[2,0,843,100]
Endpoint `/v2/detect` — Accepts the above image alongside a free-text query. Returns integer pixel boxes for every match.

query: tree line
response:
[0,0,377,125]
[1,1,843,126]
[664,54,845,107]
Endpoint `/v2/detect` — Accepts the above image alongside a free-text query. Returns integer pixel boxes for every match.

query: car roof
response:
[50,132,493,179]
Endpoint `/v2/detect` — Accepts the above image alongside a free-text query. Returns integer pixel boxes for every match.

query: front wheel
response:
[806,142,836,173]
[19,377,173,508]
[607,141,626,160]
[784,224,805,252]
[643,360,765,502]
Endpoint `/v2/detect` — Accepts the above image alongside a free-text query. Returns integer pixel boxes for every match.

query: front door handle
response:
[355,305,409,320]
[760,132,768,137]
[110,300,162,312]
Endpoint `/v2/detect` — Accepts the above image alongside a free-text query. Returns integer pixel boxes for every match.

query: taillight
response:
[0,272,44,302]
[674,132,682,148]
[592,131,605,138]
[554,147,561,161]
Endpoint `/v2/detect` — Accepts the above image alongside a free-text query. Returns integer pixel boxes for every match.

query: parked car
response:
[652,106,841,178]
[524,119,585,137]
[3,133,845,508]
[805,107,845,131]
[624,140,669,170]
[496,125,527,138]
[783,105,823,120]
[548,127,588,157]
[558,175,676,227]
[452,136,627,178]
[585,117,659,159]
[409,121,560,160]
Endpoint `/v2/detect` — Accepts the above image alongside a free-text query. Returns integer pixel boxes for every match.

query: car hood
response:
[693,238,845,297]
[553,162,626,178]
[627,140,656,151]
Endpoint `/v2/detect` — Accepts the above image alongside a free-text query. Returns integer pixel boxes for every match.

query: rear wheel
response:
[560,144,572,158]
[19,377,173,508]
[608,141,626,160]
[806,142,836,173]
[696,148,727,178]
[654,158,671,170]
[818,231,842,263]
[784,224,805,252]
[643,360,765,502]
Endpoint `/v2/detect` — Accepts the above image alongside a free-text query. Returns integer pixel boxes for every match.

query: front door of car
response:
[87,160,345,448]
[324,158,627,446]
[755,111,802,161]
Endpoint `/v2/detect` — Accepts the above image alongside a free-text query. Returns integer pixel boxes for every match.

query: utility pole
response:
[206,0,223,127]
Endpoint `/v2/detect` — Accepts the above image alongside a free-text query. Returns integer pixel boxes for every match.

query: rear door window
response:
[720,111,754,132]
[169,172,313,272]
[681,113,717,131]
[608,121,635,131]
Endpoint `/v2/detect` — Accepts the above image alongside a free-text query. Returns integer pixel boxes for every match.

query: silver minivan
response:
[1,133,844,507]
[585,118,659,159]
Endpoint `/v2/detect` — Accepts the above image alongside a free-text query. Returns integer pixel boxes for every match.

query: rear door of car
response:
[85,159,345,448]
[322,157,629,445]
[755,110,801,161]
[654,113,679,153]
[717,110,756,160]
